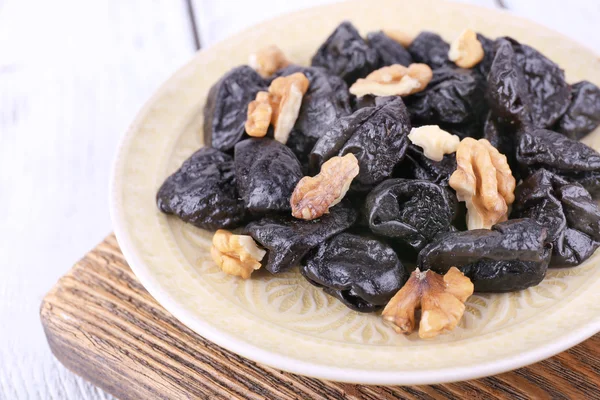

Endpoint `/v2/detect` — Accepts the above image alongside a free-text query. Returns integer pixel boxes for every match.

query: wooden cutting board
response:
[40,235,600,400]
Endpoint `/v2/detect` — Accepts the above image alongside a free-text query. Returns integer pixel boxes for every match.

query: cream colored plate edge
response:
[110,0,600,385]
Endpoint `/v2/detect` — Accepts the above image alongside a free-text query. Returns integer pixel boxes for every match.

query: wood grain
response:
[41,235,600,400]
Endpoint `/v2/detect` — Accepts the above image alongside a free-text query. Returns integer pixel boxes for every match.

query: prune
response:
[405,66,486,132]
[311,21,379,85]
[394,144,457,185]
[244,202,357,274]
[487,38,571,128]
[365,179,457,252]
[515,128,600,194]
[203,66,267,151]
[275,65,352,164]
[234,138,303,215]
[555,81,600,140]
[301,233,408,312]
[407,32,451,69]
[156,147,245,230]
[475,33,495,78]
[367,31,413,67]
[511,169,600,267]
[418,219,551,292]
[310,96,411,191]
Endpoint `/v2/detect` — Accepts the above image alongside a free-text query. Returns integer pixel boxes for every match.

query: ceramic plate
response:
[110,0,600,385]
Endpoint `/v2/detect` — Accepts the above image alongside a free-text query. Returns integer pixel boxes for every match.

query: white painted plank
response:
[0,0,195,399]
[192,0,499,47]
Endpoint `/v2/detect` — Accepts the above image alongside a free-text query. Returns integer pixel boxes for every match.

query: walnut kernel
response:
[449,138,516,230]
[349,64,432,97]
[382,267,474,339]
[248,45,290,78]
[211,229,266,279]
[245,91,273,137]
[290,153,359,220]
[383,30,413,47]
[448,29,484,69]
[408,125,460,162]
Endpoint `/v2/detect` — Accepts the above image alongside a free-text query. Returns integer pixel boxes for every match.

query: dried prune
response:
[244,202,357,274]
[365,179,457,252]
[407,32,451,69]
[367,31,413,67]
[156,147,245,230]
[311,21,378,85]
[234,138,303,214]
[310,96,411,191]
[418,219,551,292]
[301,233,408,312]
[515,128,600,194]
[511,169,600,267]
[475,33,495,78]
[406,66,486,133]
[394,144,457,185]
[555,81,600,140]
[487,38,570,128]
[203,66,267,151]
[275,65,352,164]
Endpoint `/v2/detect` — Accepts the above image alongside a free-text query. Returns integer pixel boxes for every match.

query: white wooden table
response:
[1,1,598,398]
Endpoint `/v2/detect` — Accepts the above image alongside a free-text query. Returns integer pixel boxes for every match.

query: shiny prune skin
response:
[367,31,413,67]
[234,138,303,215]
[310,96,411,191]
[311,21,378,85]
[301,233,408,312]
[275,65,352,165]
[244,203,357,274]
[487,38,570,129]
[203,66,267,151]
[516,128,600,195]
[365,179,457,252]
[394,144,457,185]
[475,33,496,78]
[555,81,600,140]
[418,219,551,292]
[407,32,451,69]
[406,67,487,132]
[156,147,245,230]
[511,169,600,267]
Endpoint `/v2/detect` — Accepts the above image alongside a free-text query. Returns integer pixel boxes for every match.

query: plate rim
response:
[110,0,600,385]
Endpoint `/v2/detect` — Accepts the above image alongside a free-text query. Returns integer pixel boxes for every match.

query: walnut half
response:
[211,229,266,279]
[349,64,432,98]
[448,29,484,69]
[248,45,290,78]
[244,72,309,143]
[449,138,516,230]
[408,125,460,162]
[290,154,359,220]
[382,267,474,339]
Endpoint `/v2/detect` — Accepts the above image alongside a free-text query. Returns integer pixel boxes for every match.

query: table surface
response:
[2,0,600,398]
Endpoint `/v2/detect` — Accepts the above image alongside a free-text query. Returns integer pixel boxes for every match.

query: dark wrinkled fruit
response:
[311,21,378,85]
[365,179,457,252]
[394,144,457,185]
[511,169,600,267]
[310,96,411,191]
[418,219,551,292]
[555,81,600,140]
[516,128,600,194]
[475,33,496,78]
[156,147,245,230]
[244,203,357,274]
[406,67,487,132]
[234,138,303,214]
[487,38,570,128]
[203,66,267,151]
[275,65,353,164]
[367,31,413,67]
[407,32,451,69]
[301,233,408,312]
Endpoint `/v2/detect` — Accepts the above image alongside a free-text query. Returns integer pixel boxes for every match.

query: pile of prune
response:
[157,20,600,317]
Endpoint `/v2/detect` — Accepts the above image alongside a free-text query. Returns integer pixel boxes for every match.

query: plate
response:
[110,0,600,385]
